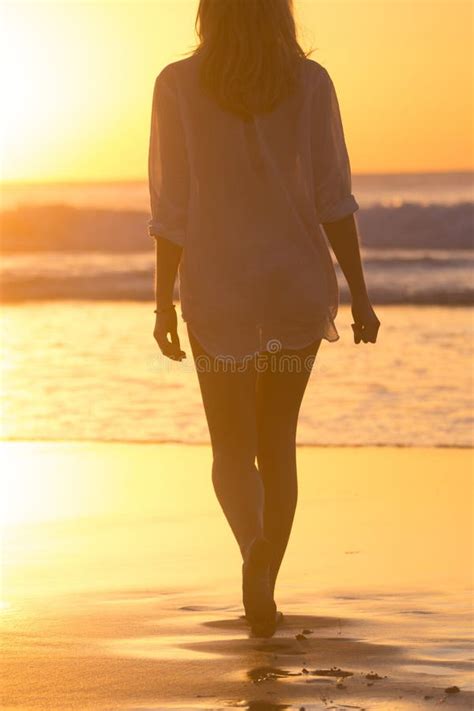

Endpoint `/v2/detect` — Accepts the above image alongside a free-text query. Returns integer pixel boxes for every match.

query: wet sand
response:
[0,442,472,710]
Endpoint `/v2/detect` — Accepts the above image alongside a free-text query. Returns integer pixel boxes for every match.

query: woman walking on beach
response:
[148,0,380,638]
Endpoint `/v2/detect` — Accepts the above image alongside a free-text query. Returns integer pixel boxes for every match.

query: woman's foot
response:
[242,537,276,627]
[250,609,284,638]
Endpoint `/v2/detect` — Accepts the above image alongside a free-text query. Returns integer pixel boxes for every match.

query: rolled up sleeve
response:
[148,66,190,247]
[311,67,359,224]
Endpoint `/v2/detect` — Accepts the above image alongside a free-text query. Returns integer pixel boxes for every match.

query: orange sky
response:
[0,0,472,183]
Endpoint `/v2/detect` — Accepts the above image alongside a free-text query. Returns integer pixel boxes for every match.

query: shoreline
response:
[1,438,472,448]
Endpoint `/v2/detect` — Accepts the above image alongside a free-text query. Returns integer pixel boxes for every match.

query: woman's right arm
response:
[148,65,189,360]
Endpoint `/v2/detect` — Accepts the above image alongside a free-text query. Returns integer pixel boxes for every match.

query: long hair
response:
[191,0,314,120]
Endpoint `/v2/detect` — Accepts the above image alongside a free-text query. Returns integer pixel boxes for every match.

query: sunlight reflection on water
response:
[0,302,472,446]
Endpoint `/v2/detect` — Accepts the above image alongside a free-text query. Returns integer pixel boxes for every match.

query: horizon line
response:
[1,169,473,188]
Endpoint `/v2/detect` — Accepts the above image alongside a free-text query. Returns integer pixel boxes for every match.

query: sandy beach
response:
[1,442,472,710]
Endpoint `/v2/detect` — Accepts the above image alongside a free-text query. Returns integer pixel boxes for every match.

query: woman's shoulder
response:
[303,57,331,83]
[154,54,199,88]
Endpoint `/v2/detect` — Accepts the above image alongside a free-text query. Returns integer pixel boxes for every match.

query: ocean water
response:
[0,172,473,305]
[0,172,472,446]
[1,301,472,447]
[1,171,473,211]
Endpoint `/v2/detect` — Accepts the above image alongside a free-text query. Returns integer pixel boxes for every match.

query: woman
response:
[148,0,380,638]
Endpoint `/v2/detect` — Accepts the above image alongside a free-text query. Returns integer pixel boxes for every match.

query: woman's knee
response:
[212,446,256,480]
[257,428,297,468]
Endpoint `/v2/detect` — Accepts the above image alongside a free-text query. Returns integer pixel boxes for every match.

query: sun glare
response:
[0,443,52,526]
[0,8,70,180]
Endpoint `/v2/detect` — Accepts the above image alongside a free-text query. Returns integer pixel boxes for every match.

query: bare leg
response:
[256,339,321,597]
[187,326,264,561]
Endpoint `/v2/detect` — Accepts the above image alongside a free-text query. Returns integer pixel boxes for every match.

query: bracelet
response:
[154,304,176,315]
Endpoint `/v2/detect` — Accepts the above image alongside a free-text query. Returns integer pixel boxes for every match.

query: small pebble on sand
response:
[445,686,461,694]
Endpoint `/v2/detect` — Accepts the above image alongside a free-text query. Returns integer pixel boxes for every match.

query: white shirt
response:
[148,53,359,359]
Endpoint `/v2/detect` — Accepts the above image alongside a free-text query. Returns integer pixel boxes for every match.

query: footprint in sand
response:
[247,665,303,683]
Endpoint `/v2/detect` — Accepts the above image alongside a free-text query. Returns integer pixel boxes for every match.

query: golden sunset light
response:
[0,0,472,184]
[0,2,472,709]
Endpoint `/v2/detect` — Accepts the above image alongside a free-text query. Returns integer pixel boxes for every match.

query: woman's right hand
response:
[351,295,381,344]
[153,307,187,361]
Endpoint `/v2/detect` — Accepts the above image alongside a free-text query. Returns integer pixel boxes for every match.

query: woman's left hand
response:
[153,308,186,361]
[351,296,381,344]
